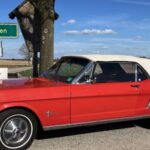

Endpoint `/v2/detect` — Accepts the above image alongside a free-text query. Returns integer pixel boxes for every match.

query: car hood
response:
[0,77,67,90]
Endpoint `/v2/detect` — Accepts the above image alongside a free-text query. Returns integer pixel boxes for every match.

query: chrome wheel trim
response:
[2,118,28,145]
[0,114,33,150]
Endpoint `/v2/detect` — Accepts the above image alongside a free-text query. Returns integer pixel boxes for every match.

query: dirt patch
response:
[0,60,32,68]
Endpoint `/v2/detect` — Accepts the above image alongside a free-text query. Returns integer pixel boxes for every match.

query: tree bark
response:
[37,0,56,74]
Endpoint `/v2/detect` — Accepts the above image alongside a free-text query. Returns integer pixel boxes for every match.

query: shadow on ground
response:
[36,119,150,140]
[35,121,132,140]
[135,119,150,129]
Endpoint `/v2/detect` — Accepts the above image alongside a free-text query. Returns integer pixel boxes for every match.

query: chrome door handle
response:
[130,84,140,88]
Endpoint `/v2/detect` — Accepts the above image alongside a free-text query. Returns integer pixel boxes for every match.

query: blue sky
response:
[0,0,150,59]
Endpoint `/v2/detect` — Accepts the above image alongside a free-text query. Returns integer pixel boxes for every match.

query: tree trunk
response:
[38,0,56,74]
[40,17,54,73]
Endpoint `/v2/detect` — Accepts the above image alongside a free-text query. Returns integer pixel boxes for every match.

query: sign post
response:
[0,24,18,38]
[0,41,3,57]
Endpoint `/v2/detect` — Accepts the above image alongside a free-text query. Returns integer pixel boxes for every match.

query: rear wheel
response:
[0,109,37,150]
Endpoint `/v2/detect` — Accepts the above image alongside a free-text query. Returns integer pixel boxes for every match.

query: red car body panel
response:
[0,77,150,129]
[71,82,139,123]
[0,78,71,127]
[136,80,150,115]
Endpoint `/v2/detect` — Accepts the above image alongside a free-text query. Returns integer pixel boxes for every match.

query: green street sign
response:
[0,23,18,38]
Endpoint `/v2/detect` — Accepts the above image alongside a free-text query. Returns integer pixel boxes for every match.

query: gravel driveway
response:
[29,120,150,150]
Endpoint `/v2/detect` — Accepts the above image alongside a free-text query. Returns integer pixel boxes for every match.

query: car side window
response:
[94,64,103,76]
[137,65,148,81]
[78,66,93,83]
[93,62,136,83]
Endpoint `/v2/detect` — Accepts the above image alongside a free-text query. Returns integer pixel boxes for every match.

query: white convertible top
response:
[65,55,150,76]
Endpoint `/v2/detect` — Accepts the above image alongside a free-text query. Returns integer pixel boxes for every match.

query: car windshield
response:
[42,57,90,83]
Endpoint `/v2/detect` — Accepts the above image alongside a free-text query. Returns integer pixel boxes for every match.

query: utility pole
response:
[0,41,3,57]
[9,0,59,76]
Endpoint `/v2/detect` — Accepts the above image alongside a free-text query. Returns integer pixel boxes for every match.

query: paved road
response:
[29,120,150,150]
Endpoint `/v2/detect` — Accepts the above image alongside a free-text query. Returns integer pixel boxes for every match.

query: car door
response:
[135,65,150,116]
[71,62,139,124]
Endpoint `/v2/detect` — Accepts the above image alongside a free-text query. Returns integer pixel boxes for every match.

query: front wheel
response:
[0,109,37,150]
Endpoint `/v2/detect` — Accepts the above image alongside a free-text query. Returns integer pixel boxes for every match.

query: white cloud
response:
[54,38,150,58]
[54,41,110,58]
[67,19,76,24]
[64,30,79,35]
[114,0,150,6]
[88,16,150,31]
[64,29,116,35]
[92,37,150,44]
[61,19,76,26]
[82,29,116,35]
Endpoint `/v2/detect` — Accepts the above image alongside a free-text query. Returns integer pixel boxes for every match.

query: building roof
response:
[65,55,150,76]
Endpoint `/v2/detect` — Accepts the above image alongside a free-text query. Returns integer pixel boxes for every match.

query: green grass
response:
[19,69,33,77]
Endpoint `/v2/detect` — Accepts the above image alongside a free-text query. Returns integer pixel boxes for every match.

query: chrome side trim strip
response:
[43,115,150,131]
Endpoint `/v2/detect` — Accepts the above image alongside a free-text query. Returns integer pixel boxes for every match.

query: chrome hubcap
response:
[2,117,28,146]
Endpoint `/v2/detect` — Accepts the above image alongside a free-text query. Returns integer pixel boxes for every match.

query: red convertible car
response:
[0,55,150,150]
